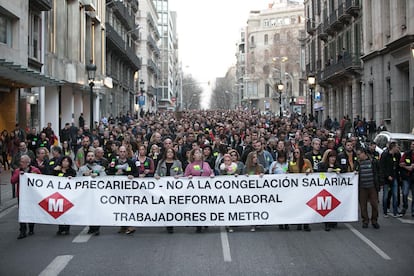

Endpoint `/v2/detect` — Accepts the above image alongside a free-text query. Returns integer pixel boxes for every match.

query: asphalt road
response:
[0,206,413,276]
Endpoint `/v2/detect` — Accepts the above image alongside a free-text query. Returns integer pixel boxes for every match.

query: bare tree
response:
[182,75,203,110]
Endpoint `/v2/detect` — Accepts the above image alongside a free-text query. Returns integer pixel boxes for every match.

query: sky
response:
[169,0,278,108]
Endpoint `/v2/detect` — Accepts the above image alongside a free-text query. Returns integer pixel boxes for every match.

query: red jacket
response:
[11,166,41,198]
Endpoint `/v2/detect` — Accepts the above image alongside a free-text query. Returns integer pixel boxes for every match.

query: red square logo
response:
[306,189,341,217]
[38,192,74,219]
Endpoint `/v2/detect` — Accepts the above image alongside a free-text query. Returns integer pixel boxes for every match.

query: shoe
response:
[118,227,127,234]
[362,223,368,228]
[250,226,256,232]
[56,230,63,235]
[383,213,389,218]
[17,233,27,239]
[228,228,234,233]
[87,229,94,234]
[28,231,34,236]
[391,214,402,218]
[61,231,69,235]
[372,223,380,229]
[125,228,136,235]
[94,231,100,236]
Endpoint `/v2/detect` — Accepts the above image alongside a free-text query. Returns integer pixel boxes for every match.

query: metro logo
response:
[306,189,340,217]
[38,192,74,219]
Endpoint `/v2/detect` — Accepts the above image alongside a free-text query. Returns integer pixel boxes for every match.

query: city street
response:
[1,198,413,275]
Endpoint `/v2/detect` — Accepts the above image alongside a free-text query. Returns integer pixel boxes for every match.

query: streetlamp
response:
[277,80,284,117]
[86,60,97,130]
[139,79,145,92]
[307,75,316,119]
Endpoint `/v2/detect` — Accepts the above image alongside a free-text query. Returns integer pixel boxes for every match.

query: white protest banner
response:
[19,172,358,226]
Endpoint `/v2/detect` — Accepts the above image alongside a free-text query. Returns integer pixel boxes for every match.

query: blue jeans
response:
[383,179,399,215]
[401,179,414,214]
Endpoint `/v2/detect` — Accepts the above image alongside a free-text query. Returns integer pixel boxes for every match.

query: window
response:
[265,84,270,98]
[29,11,41,60]
[263,19,270,27]
[264,34,268,45]
[0,13,12,46]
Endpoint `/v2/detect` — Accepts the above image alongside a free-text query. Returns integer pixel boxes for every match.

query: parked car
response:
[373,131,414,155]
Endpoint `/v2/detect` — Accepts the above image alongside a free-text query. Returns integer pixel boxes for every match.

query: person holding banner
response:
[31,147,51,175]
[155,148,183,233]
[11,155,41,239]
[269,150,290,230]
[135,145,155,177]
[77,151,107,235]
[317,149,342,231]
[243,151,265,232]
[184,148,215,233]
[228,149,244,175]
[107,146,138,234]
[356,148,380,229]
[288,147,313,232]
[219,153,239,233]
[53,156,77,235]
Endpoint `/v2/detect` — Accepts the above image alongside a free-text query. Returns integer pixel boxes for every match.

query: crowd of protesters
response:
[1,108,413,239]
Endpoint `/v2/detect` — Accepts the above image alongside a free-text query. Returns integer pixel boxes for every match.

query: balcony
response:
[106,23,141,71]
[345,0,360,17]
[329,9,343,31]
[147,35,158,51]
[29,0,52,10]
[338,2,352,24]
[147,58,160,77]
[306,19,316,35]
[323,17,335,36]
[108,0,135,31]
[319,53,362,84]
[318,23,328,42]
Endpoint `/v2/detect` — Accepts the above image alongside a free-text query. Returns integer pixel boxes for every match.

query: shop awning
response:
[0,59,64,88]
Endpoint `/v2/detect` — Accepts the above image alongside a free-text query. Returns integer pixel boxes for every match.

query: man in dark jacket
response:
[379,142,401,218]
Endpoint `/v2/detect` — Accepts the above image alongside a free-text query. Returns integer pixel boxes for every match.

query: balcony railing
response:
[329,9,343,31]
[345,0,360,16]
[338,1,352,23]
[320,53,361,82]
[106,23,141,71]
[147,35,158,51]
[31,0,52,10]
[110,0,135,31]
[147,58,160,77]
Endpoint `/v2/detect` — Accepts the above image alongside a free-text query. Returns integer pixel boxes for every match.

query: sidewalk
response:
[0,169,18,213]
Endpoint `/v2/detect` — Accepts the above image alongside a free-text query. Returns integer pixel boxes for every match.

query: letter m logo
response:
[48,198,64,212]
[317,196,332,210]
[39,192,74,219]
[307,189,341,217]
